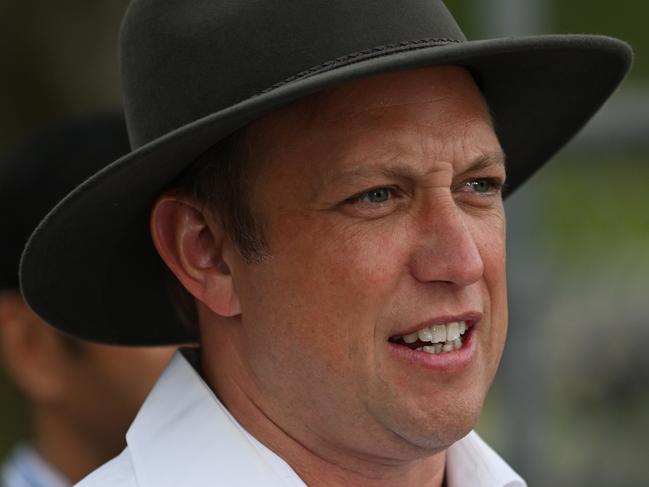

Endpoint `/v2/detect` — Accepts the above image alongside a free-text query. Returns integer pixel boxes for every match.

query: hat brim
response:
[20,35,632,345]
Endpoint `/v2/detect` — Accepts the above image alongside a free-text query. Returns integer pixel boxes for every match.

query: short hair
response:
[163,129,269,332]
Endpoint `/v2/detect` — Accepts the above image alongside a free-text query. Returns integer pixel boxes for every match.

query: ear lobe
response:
[150,193,241,318]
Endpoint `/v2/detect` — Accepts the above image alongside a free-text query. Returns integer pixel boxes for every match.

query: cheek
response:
[273,211,407,298]
[481,230,507,291]
[474,213,508,364]
[242,217,409,367]
[471,207,506,286]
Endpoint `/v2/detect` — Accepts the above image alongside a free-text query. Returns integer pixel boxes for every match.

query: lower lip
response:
[387,327,477,373]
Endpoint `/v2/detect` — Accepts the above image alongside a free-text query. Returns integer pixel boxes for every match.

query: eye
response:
[462,178,503,195]
[361,187,391,203]
[348,187,395,205]
[340,186,403,217]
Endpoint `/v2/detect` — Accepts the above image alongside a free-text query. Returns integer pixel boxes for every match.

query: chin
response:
[408,418,476,452]
[384,391,486,454]
[421,408,481,451]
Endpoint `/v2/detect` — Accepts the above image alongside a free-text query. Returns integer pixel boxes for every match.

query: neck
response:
[200,347,446,487]
[277,435,446,487]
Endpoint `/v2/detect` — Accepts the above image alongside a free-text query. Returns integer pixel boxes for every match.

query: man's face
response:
[219,66,507,457]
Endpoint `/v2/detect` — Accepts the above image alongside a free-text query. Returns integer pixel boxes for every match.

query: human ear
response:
[150,193,241,317]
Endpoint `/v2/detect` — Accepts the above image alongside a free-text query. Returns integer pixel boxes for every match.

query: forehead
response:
[242,66,502,180]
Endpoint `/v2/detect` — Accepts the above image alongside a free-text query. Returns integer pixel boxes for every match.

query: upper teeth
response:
[402,321,467,344]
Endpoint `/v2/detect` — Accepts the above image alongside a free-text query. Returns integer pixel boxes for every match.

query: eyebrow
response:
[323,150,507,187]
[460,151,507,174]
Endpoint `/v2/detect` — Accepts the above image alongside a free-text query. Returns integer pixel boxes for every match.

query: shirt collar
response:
[446,431,526,487]
[127,351,524,487]
[126,352,303,487]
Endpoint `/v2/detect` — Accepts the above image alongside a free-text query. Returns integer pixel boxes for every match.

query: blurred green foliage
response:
[0,0,129,150]
[0,368,29,456]
[538,156,649,270]
[446,0,648,82]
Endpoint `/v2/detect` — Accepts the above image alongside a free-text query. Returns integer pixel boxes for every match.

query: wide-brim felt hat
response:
[20,0,632,345]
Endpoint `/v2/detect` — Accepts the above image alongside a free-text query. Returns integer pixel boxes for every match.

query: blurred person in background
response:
[0,115,175,487]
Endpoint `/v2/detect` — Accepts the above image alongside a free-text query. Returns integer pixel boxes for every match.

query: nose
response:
[409,198,485,287]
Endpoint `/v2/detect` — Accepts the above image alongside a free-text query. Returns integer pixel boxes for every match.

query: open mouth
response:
[388,321,471,355]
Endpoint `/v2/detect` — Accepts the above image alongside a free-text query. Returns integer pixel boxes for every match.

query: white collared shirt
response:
[76,352,525,487]
[1,444,71,487]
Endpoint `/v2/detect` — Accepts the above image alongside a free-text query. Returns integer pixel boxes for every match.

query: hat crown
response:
[120,0,465,148]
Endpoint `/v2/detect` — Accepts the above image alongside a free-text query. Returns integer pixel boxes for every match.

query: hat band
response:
[260,38,463,96]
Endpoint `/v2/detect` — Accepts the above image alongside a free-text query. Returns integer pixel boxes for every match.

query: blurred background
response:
[0,0,647,486]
